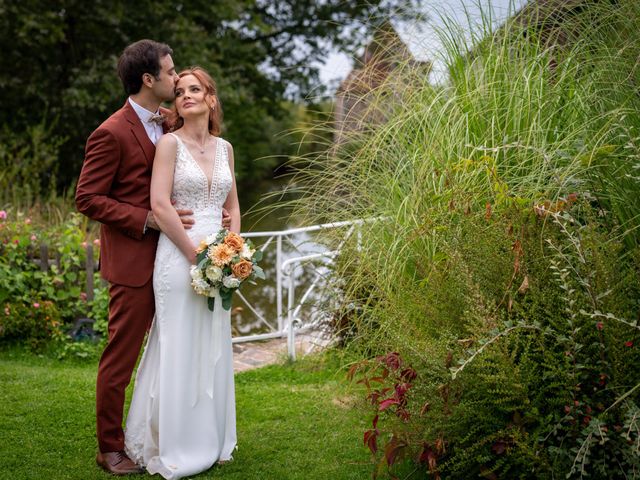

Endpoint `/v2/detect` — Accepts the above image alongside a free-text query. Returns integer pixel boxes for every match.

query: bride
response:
[124,66,239,478]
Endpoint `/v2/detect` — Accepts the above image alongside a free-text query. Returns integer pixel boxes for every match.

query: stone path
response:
[232,330,332,372]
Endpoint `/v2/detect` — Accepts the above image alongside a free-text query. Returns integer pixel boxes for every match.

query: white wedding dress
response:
[124,133,237,479]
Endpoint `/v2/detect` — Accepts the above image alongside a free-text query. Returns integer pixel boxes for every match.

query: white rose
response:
[240,244,255,260]
[222,275,241,289]
[192,278,209,296]
[205,265,223,283]
[190,268,210,295]
[190,265,202,281]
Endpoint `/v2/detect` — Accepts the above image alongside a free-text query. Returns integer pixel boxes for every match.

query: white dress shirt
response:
[128,97,164,145]
[128,97,163,234]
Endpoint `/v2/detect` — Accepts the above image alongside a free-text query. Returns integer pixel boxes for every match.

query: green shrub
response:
[0,208,107,349]
[0,300,63,351]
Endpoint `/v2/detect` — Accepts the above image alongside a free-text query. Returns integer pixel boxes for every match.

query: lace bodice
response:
[169,133,233,220]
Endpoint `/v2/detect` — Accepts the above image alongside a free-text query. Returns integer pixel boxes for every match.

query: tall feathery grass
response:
[293,0,640,343]
[288,0,640,477]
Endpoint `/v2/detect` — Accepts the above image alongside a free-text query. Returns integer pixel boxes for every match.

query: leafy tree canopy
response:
[0,0,419,193]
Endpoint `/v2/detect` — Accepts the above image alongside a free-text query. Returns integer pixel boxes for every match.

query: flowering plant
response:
[189,229,264,311]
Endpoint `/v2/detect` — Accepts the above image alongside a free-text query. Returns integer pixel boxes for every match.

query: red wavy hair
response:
[170,66,223,136]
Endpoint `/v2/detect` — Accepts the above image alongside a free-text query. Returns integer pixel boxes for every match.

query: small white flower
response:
[205,265,223,282]
[190,265,203,281]
[191,272,210,295]
[222,275,241,289]
[205,234,217,245]
[240,244,255,260]
[189,265,202,280]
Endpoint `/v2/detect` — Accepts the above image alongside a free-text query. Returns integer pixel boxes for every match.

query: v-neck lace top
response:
[168,132,232,216]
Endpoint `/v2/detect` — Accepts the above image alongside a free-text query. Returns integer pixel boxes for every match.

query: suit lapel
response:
[123,101,155,166]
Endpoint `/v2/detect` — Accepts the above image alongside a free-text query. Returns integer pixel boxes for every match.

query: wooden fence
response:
[34,243,100,301]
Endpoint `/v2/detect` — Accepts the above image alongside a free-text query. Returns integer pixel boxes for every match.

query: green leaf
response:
[252,250,263,262]
[207,296,215,312]
[221,292,233,311]
[252,265,265,280]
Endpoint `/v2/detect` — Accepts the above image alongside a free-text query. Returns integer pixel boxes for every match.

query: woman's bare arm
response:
[151,135,197,263]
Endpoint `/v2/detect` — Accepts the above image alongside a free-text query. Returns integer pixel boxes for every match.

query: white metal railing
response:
[232,219,367,359]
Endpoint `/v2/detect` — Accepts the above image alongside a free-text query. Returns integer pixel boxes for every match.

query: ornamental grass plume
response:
[286,0,640,477]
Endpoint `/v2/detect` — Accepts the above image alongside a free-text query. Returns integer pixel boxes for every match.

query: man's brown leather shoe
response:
[96,451,144,475]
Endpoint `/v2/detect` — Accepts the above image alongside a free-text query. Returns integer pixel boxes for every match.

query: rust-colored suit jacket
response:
[76,101,170,287]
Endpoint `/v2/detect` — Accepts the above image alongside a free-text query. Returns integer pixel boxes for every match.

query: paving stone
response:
[232,331,332,372]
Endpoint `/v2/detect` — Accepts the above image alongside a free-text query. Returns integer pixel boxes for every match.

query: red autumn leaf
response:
[485,202,492,220]
[625,340,633,347]
[395,382,411,398]
[372,414,379,429]
[400,367,417,382]
[396,408,411,422]
[384,436,407,466]
[370,376,386,384]
[596,321,604,330]
[346,363,360,381]
[368,387,391,405]
[379,398,400,411]
[367,391,381,405]
[356,377,370,389]
[378,352,402,370]
[419,443,438,471]
[363,429,378,454]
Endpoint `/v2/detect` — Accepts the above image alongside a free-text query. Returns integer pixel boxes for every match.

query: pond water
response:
[232,177,332,337]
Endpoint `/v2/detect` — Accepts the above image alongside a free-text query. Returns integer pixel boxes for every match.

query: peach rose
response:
[196,239,208,253]
[209,243,235,267]
[231,259,253,280]
[223,232,244,252]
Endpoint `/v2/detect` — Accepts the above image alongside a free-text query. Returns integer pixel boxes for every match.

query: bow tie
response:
[148,113,166,125]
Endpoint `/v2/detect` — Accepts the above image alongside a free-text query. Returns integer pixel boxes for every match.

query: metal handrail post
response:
[287,265,296,361]
[276,235,283,333]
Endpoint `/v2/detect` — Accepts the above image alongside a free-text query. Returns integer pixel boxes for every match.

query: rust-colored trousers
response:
[96,278,154,453]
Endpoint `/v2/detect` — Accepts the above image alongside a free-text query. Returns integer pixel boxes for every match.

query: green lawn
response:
[0,348,372,480]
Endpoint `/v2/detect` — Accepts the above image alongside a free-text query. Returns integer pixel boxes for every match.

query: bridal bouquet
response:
[190,229,264,311]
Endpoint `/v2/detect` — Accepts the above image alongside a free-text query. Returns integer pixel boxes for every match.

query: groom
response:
[76,40,230,475]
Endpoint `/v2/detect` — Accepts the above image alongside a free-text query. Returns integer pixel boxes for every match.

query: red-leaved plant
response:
[349,352,445,479]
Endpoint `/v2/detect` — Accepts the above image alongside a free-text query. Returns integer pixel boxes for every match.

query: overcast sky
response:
[317,0,529,91]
